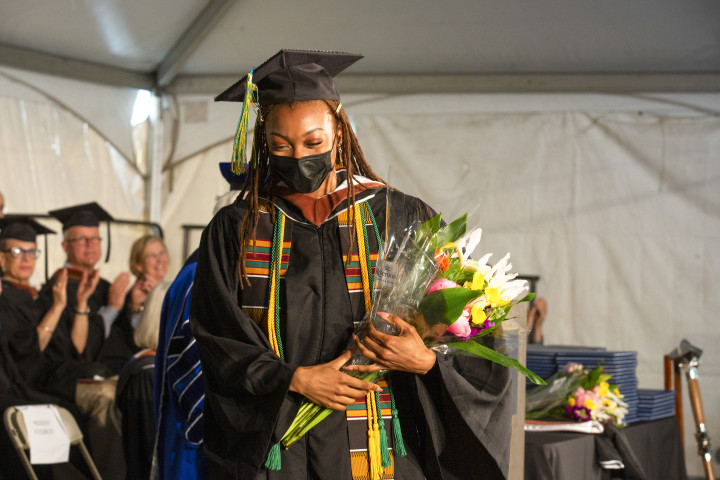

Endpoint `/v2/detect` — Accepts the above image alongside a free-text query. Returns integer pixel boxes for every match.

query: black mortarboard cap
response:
[214,49,363,105]
[215,50,363,175]
[219,162,247,190]
[0,215,55,242]
[48,202,114,262]
[48,202,114,231]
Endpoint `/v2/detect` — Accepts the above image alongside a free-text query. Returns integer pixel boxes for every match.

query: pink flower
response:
[427,278,458,295]
[447,308,472,338]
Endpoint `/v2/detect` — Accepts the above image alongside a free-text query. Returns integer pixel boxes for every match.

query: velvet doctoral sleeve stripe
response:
[189,203,296,475]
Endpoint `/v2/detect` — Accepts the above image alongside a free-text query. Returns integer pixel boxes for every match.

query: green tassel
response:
[264,441,282,470]
[375,391,392,468]
[231,69,258,174]
[388,384,407,458]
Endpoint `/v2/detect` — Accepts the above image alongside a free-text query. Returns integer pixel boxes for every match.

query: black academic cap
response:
[214,49,363,105]
[0,215,55,242]
[219,162,247,190]
[48,202,114,232]
[48,202,114,262]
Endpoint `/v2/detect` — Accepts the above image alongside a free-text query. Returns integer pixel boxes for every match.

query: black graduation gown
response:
[116,349,156,480]
[0,280,47,383]
[98,296,141,374]
[0,280,85,418]
[190,185,512,480]
[36,271,113,400]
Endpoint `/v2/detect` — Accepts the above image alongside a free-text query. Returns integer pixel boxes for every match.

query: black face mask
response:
[269,144,335,194]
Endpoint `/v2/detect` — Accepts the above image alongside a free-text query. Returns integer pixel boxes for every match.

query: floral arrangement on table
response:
[526,362,629,425]
[279,211,545,452]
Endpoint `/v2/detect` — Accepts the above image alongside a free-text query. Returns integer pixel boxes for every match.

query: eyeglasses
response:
[66,236,102,245]
[2,247,42,259]
[144,251,168,260]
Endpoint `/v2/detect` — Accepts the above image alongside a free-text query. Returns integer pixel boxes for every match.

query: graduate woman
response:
[190,50,512,480]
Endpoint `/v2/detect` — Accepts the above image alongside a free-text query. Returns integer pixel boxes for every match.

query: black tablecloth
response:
[525,417,687,480]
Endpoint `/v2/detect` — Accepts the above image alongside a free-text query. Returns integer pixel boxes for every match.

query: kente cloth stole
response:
[246,201,403,480]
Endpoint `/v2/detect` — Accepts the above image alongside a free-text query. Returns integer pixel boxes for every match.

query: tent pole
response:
[146,92,164,224]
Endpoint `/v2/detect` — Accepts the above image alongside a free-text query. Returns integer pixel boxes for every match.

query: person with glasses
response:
[36,202,128,480]
[0,216,91,480]
[0,216,70,354]
[99,234,170,373]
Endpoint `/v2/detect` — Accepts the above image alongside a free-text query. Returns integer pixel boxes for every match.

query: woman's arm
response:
[36,269,67,351]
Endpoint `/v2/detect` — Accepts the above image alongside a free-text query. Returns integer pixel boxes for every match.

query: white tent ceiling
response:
[1,0,719,95]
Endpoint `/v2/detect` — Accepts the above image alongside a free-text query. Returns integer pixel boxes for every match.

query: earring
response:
[337,141,344,166]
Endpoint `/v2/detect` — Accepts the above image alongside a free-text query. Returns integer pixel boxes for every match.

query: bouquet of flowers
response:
[526,362,629,425]
[279,211,545,451]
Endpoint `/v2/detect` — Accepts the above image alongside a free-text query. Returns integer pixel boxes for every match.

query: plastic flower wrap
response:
[526,362,629,425]
[280,208,544,450]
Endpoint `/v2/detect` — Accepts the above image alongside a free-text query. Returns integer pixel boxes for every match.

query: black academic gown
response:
[0,280,88,479]
[98,296,141,374]
[190,184,512,480]
[116,349,156,480]
[36,271,113,400]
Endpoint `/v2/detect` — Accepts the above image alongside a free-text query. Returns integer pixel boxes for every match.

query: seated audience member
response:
[116,281,170,480]
[527,296,548,344]
[38,202,129,480]
[0,217,88,480]
[100,234,169,373]
[152,163,242,480]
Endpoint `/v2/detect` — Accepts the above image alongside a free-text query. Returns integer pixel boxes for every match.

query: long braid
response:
[237,100,387,286]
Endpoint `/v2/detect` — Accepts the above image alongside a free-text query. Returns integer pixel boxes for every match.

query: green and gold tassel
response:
[264,212,286,471]
[231,69,259,174]
[375,390,392,468]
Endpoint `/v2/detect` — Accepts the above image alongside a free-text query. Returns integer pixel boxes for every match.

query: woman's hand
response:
[346,312,436,375]
[289,350,382,411]
[51,268,68,310]
[129,275,158,309]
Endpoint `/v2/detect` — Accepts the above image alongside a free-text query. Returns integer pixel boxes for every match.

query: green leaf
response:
[435,214,467,248]
[419,287,483,325]
[440,263,462,281]
[415,214,442,246]
[518,292,535,303]
[445,341,547,385]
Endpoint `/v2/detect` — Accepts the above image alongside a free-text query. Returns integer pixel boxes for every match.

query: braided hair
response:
[237,100,386,286]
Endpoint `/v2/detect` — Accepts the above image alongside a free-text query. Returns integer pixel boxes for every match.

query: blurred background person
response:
[0,216,89,480]
[38,202,129,480]
[152,163,242,480]
[100,234,169,373]
[116,280,171,480]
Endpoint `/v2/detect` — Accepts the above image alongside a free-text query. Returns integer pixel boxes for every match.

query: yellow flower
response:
[598,381,609,397]
[567,397,576,407]
[471,271,485,290]
[584,399,596,410]
[485,287,510,308]
[471,304,487,326]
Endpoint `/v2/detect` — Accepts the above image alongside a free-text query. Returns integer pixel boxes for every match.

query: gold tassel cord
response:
[353,203,372,312]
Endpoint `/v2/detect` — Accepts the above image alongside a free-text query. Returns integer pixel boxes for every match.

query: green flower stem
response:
[280,371,381,449]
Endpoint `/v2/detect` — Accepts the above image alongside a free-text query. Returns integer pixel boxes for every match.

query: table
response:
[525,417,687,480]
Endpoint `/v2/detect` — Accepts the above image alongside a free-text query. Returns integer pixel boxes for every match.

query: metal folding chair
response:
[3,405,102,480]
